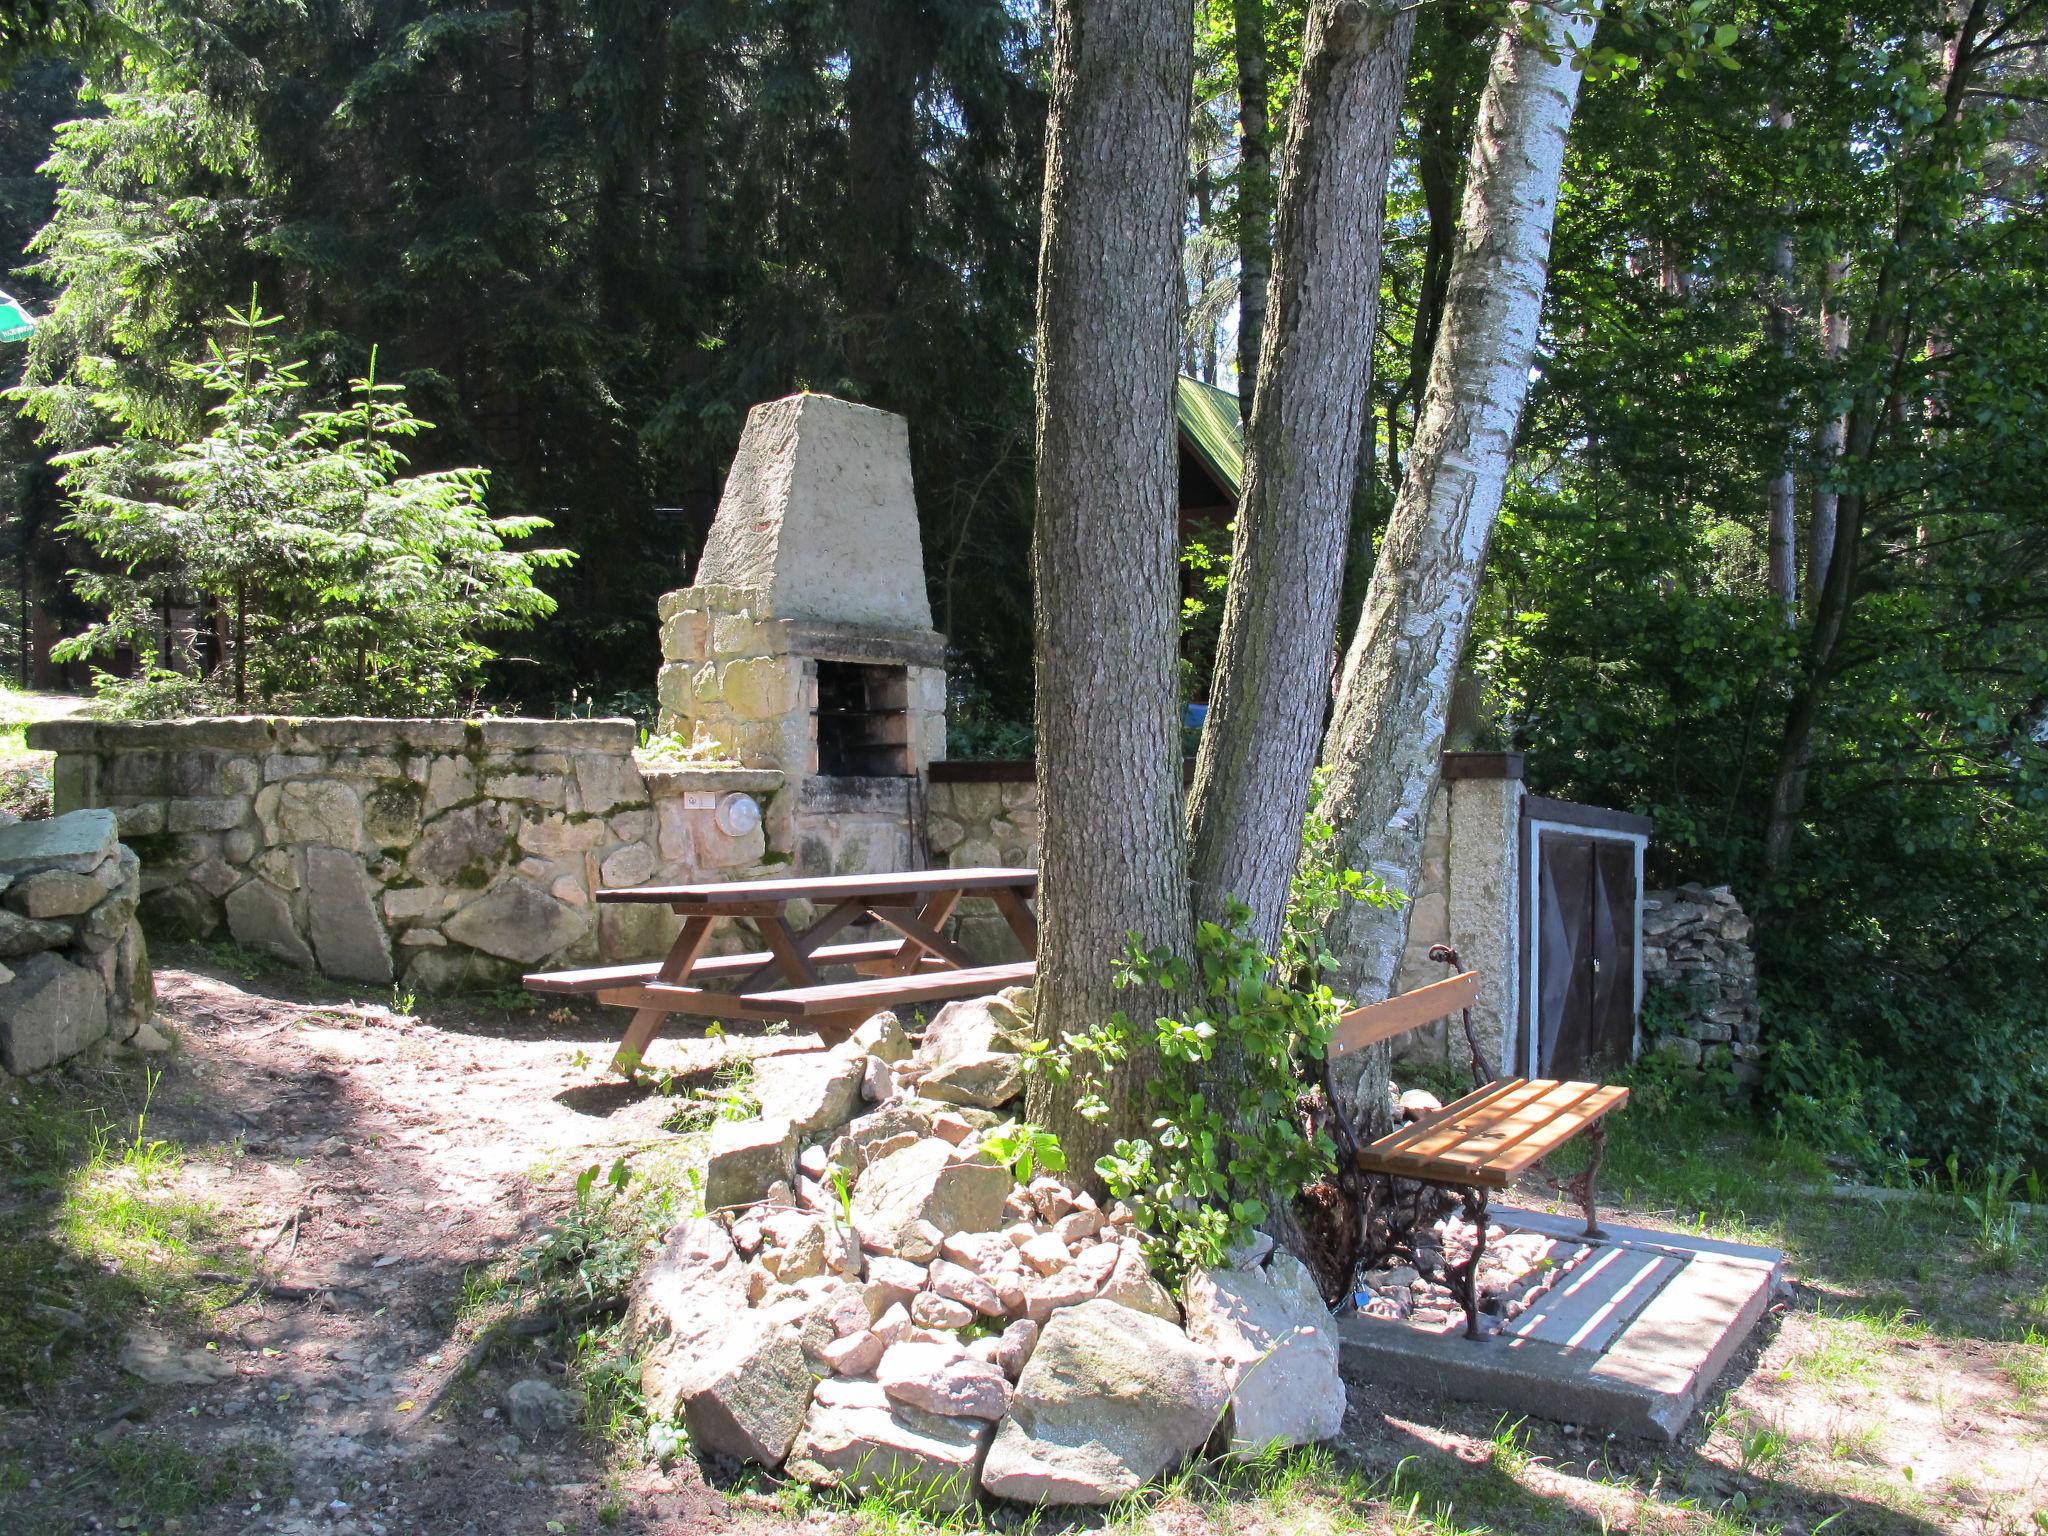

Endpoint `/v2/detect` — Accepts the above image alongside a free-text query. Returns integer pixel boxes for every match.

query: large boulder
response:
[916,994,1024,1067]
[704,1117,798,1210]
[980,1300,1228,1505]
[0,950,110,1075]
[442,877,581,967]
[754,1050,866,1140]
[671,1313,814,1466]
[849,1138,1010,1253]
[303,847,394,984]
[1182,1249,1345,1456]
[627,1218,751,1412]
[785,1377,992,1512]
[918,1052,1023,1111]
[0,809,117,878]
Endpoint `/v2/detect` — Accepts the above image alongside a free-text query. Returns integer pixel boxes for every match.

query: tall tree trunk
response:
[845,0,922,395]
[1807,257,1848,602]
[1232,0,1273,409]
[1187,0,1419,946]
[1316,0,1598,1123]
[1763,0,1987,882]
[1024,0,1195,1170]
[1765,107,1799,618]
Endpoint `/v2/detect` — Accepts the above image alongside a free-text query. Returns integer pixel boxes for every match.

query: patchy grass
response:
[0,1067,250,1401]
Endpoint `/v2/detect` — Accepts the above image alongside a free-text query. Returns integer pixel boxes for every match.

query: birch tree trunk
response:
[1186,0,1419,945]
[1765,108,1799,618]
[1232,0,1273,409]
[1807,257,1849,603]
[1024,0,1195,1170]
[1316,0,1598,1122]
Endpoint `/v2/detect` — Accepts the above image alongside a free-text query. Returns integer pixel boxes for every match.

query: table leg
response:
[737,898,865,991]
[613,915,714,1076]
[761,914,819,987]
[989,885,1039,959]
[878,891,964,975]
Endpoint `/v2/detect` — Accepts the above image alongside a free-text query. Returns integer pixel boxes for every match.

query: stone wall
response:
[28,717,786,992]
[0,809,153,1074]
[926,768,1041,961]
[1641,883,1762,1086]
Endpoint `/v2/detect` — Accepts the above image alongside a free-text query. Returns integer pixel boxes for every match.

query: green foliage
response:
[1033,790,1398,1279]
[980,1119,1066,1183]
[1476,0,2048,1177]
[5,0,1047,713]
[45,296,572,715]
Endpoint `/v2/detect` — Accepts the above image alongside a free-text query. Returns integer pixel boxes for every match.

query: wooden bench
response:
[1328,954,1629,1340]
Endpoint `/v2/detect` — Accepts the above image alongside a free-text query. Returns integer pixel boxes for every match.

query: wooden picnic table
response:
[523,866,1039,1072]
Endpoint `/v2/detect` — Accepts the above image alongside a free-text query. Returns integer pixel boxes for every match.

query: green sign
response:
[0,292,35,343]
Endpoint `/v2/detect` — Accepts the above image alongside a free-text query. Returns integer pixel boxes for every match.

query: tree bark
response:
[1763,0,1987,882]
[1187,0,1419,946]
[1807,257,1848,602]
[1765,108,1798,618]
[1232,0,1273,409]
[845,0,923,393]
[1316,0,1598,1123]
[1024,0,1195,1170]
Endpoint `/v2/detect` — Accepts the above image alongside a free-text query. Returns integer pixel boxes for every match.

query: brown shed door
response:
[1535,832,1638,1078]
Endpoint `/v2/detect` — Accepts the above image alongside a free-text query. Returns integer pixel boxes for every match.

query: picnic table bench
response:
[523,866,1039,1073]
[1329,950,1629,1341]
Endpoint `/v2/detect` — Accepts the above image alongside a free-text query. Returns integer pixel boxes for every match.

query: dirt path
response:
[2,955,2041,1536]
[2,959,815,1535]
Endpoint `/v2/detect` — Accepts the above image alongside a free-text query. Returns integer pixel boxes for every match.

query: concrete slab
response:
[1338,1210,1782,1441]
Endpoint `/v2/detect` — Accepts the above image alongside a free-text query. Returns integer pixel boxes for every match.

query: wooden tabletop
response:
[596,866,1040,906]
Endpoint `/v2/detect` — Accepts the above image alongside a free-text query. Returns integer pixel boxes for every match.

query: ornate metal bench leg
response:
[1449,1185,1490,1341]
[1565,1119,1609,1239]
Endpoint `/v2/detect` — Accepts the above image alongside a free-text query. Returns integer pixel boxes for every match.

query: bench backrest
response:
[1327,970,1481,1060]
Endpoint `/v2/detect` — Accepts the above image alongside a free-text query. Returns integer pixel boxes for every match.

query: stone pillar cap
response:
[694,392,934,631]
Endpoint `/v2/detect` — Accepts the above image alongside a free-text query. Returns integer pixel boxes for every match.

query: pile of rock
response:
[628,989,1346,1508]
[1642,883,1762,1085]
[1356,1217,1590,1331]
[0,808,156,1075]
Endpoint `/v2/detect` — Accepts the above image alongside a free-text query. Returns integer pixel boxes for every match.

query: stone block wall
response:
[926,769,1041,960]
[29,717,787,992]
[0,809,153,1074]
[1641,883,1762,1086]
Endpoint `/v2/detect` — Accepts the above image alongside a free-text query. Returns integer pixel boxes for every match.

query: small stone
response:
[505,1379,579,1436]
[849,1011,911,1062]
[909,1292,975,1330]
[1027,1177,1078,1223]
[876,1341,1009,1421]
[864,1255,928,1308]
[861,1054,893,1104]
[929,1111,975,1145]
[925,1259,1004,1318]
[1021,1233,1071,1275]
[1053,1208,1103,1246]
[1398,1088,1445,1121]
[820,1329,887,1377]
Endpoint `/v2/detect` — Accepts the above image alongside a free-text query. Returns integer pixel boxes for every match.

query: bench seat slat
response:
[1357,1078,1630,1188]
[729,961,1037,1017]
[523,939,925,994]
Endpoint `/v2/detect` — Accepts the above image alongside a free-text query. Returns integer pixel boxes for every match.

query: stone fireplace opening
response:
[815,660,912,778]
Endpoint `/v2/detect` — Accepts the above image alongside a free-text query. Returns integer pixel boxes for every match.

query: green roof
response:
[1176,376,1243,500]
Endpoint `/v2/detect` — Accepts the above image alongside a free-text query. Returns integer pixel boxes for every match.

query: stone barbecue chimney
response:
[656,392,947,875]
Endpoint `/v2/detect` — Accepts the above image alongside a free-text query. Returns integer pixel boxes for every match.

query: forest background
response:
[0,0,2043,1176]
